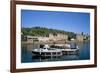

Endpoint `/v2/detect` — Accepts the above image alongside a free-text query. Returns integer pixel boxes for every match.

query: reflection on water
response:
[21,41,90,63]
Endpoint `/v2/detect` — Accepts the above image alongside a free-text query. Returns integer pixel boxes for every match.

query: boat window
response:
[53,52,56,54]
[44,48,46,49]
[47,48,50,50]
[41,53,45,55]
[57,52,61,54]
[46,53,51,55]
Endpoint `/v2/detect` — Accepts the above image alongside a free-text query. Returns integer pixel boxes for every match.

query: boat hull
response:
[32,51,62,57]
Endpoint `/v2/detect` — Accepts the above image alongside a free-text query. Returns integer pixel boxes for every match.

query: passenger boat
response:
[32,45,62,57]
[61,46,79,55]
[32,44,79,57]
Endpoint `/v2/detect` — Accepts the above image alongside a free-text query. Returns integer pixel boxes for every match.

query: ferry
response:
[32,45,62,57]
[32,44,79,57]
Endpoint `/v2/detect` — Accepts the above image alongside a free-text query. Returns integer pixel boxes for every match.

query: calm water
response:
[21,41,90,63]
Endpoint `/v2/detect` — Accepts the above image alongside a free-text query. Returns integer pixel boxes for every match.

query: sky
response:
[21,9,90,34]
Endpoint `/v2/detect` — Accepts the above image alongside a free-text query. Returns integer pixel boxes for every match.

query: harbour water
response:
[21,41,90,63]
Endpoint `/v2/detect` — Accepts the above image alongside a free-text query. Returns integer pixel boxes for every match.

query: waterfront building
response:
[76,34,84,41]
[21,33,68,43]
[49,33,68,41]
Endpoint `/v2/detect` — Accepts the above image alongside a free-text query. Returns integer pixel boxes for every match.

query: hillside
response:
[21,27,76,39]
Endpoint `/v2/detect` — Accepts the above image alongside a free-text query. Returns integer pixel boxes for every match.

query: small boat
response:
[32,45,63,57]
[61,46,79,55]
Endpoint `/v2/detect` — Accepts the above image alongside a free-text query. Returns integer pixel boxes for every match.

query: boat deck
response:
[61,48,79,52]
[61,48,79,55]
